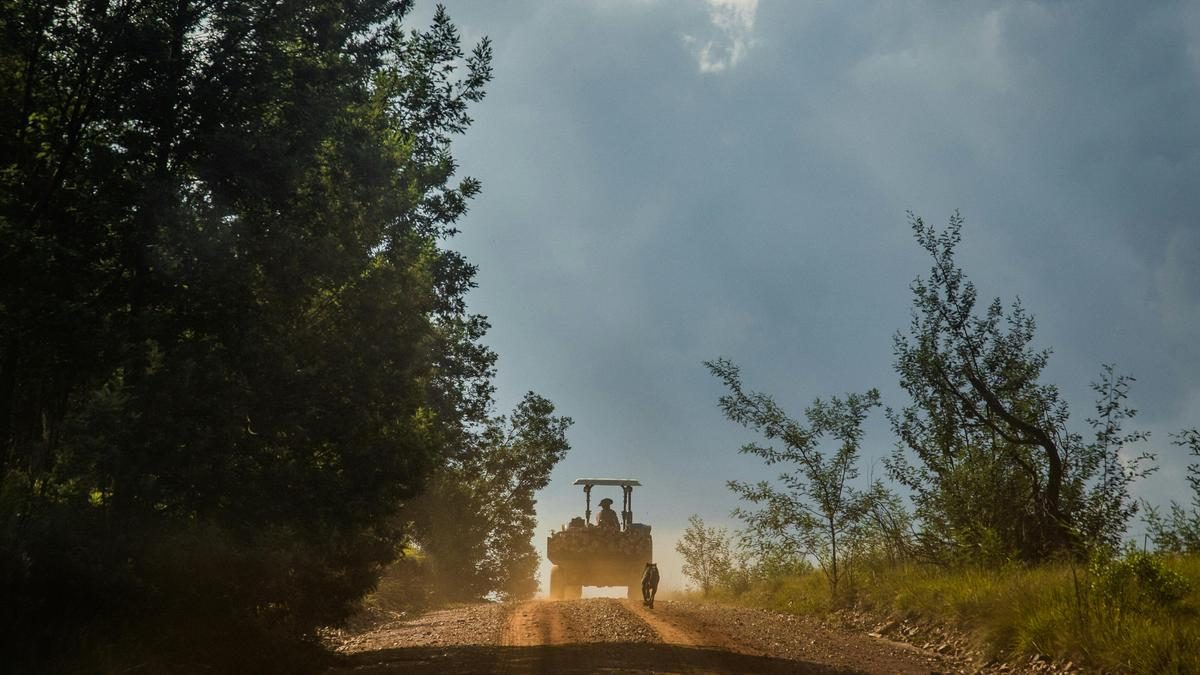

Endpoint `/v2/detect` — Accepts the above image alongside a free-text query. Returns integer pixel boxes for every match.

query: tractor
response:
[546,478,652,600]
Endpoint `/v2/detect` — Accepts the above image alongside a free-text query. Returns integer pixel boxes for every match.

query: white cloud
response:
[683,0,758,73]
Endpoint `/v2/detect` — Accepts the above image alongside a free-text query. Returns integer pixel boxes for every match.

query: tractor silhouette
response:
[546,478,652,600]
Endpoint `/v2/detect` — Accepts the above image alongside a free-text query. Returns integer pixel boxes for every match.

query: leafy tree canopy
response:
[0,1,515,669]
[1145,430,1200,554]
[707,357,885,597]
[675,514,734,597]
[888,213,1154,564]
[406,391,572,602]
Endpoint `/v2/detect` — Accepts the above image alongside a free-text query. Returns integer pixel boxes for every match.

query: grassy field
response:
[701,554,1200,674]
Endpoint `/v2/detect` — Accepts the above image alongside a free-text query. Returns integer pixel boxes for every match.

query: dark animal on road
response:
[641,563,659,608]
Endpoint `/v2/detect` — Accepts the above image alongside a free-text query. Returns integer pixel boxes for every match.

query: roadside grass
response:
[692,554,1200,674]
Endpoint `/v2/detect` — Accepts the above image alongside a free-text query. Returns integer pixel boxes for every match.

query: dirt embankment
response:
[325,598,977,674]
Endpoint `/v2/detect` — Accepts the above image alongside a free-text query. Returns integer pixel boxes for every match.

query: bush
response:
[704,554,1200,673]
[369,548,436,615]
[1091,548,1191,615]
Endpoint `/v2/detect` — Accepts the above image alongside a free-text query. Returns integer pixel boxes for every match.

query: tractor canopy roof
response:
[573,478,641,487]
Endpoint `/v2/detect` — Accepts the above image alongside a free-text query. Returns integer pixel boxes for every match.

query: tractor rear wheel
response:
[549,566,565,600]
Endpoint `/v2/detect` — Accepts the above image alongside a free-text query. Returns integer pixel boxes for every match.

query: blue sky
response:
[414,1,1200,593]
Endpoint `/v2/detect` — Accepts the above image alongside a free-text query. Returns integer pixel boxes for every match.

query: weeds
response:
[700,552,1200,674]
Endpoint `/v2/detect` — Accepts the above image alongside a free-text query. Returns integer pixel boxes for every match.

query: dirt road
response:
[326,598,961,674]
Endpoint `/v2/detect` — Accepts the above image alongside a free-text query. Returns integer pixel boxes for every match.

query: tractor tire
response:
[549,566,565,600]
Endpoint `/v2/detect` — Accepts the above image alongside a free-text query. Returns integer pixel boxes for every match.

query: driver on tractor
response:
[597,497,620,529]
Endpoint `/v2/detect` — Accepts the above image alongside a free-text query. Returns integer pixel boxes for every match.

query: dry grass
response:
[704,555,1200,674]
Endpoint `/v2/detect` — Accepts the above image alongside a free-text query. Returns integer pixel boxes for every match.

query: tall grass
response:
[715,554,1200,674]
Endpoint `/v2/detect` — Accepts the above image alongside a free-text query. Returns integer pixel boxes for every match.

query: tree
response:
[0,1,498,669]
[707,358,881,598]
[736,528,814,583]
[888,213,1154,564]
[843,481,914,571]
[676,514,734,596]
[407,392,572,602]
[1145,430,1200,553]
[1076,365,1155,551]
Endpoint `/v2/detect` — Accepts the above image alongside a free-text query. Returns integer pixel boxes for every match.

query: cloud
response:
[683,0,758,73]
[421,0,1200,586]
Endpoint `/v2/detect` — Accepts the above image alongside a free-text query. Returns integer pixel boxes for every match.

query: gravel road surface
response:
[326,598,968,674]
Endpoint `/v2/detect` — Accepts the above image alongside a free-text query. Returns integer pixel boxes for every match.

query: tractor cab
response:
[574,478,640,531]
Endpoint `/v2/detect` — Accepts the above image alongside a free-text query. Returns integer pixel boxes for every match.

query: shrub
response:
[1092,548,1191,615]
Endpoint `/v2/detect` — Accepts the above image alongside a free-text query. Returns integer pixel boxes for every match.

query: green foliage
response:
[0,1,506,670]
[888,213,1154,564]
[1091,547,1191,614]
[675,515,819,599]
[843,482,915,567]
[676,514,735,596]
[1145,429,1200,553]
[1076,366,1156,551]
[706,357,886,598]
[738,529,816,583]
[718,555,1200,674]
[407,392,572,602]
[367,546,436,615]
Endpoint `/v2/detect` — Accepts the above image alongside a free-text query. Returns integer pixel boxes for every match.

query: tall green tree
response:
[407,391,572,602]
[888,213,1154,564]
[0,0,495,668]
[707,358,882,598]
